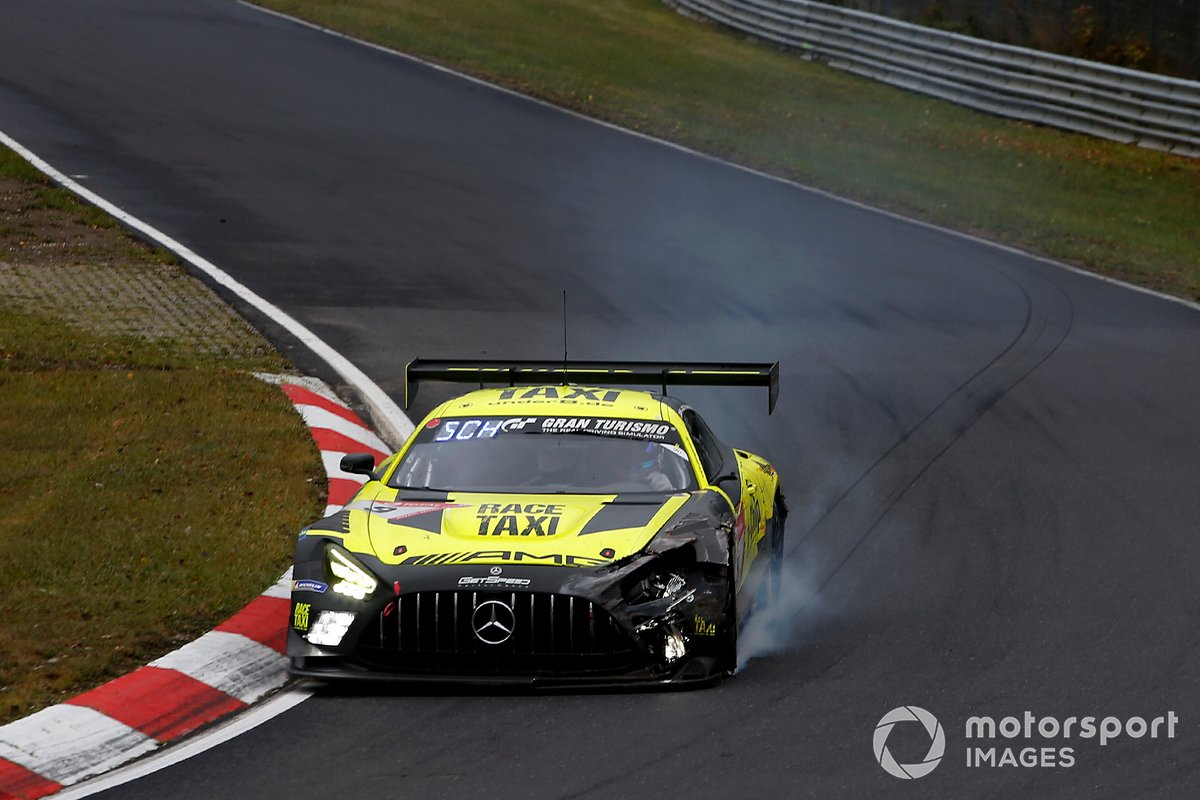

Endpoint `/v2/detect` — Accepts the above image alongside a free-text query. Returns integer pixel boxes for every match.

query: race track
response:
[3,1,1199,797]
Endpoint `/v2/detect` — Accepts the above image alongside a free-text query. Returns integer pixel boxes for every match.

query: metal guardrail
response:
[667,0,1200,157]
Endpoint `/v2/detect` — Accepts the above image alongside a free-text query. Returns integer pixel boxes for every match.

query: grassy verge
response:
[256,0,1200,301]
[0,147,325,723]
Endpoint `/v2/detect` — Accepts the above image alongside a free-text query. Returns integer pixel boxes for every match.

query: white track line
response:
[0,129,415,445]
[0,122,410,794]
[241,0,1200,316]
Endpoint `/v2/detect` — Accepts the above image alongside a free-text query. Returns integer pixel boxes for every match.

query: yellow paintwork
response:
[316,484,690,567]
[435,384,667,421]
[732,449,779,586]
[308,385,782,577]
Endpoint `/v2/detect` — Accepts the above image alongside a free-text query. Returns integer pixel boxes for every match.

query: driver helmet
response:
[639,441,662,472]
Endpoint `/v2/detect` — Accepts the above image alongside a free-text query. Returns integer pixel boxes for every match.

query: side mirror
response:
[340,453,377,478]
[712,470,739,492]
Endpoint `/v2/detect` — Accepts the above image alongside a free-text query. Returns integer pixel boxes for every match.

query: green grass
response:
[0,148,325,723]
[0,362,323,720]
[257,0,1200,301]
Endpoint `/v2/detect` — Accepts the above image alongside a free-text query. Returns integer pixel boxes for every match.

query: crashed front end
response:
[286,494,735,687]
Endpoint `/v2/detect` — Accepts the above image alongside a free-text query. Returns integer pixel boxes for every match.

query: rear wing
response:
[405,359,780,414]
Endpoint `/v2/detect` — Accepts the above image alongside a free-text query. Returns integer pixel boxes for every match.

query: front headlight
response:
[325,544,379,600]
[307,611,356,647]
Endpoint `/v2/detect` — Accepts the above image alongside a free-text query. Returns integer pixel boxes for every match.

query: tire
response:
[720,566,738,676]
[751,508,785,611]
[747,498,786,646]
[766,504,785,607]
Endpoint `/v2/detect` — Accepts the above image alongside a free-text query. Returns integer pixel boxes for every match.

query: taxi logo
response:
[476,502,565,536]
[293,602,311,632]
[496,387,622,403]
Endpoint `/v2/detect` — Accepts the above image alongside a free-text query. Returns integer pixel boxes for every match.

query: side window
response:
[682,410,725,481]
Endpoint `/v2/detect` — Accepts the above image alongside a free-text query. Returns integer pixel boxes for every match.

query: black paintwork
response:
[289,490,744,683]
[404,358,779,412]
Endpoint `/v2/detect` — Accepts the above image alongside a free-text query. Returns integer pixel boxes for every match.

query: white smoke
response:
[736,558,824,671]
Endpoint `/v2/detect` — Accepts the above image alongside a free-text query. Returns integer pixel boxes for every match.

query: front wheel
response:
[720,568,738,676]
[766,504,785,607]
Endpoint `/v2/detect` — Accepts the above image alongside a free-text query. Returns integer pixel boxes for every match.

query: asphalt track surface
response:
[3,2,1200,797]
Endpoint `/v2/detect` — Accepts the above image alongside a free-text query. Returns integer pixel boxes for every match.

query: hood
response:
[338,487,690,568]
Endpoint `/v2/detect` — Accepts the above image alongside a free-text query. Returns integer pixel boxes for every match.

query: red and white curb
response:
[255,374,391,515]
[0,375,392,800]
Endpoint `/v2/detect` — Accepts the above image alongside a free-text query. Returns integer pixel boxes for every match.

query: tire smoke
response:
[737,559,823,670]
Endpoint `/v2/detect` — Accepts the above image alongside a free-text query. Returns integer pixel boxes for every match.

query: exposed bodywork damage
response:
[289,506,736,683]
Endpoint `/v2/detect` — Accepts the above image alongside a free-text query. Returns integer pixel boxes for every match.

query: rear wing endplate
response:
[405,359,780,414]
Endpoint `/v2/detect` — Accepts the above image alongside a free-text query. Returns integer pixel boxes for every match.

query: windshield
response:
[388,415,697,493]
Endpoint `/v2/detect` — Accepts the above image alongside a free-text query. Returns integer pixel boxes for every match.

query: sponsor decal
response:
[692,615,717,637]
[539,417,673,441]
[434,418,503,441]
[497,386,622,403]
[458,576,532,588]
[426,416,539,440]
[292,579,328,594]
[293,602,312,632]
[420,414,677,443]
[401,550,610,567]
[662,443,688,461]
[476,502,566,537]
[348,500,467,524]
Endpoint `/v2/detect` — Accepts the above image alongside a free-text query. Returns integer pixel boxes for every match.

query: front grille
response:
[357,591,641,675]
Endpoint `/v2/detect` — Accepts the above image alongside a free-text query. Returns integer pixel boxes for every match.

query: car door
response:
[681,408,751,587]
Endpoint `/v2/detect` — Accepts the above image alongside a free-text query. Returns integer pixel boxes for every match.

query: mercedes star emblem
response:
[472,599,516,645]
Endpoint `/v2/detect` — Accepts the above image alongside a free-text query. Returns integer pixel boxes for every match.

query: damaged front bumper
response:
[286,550,733,686]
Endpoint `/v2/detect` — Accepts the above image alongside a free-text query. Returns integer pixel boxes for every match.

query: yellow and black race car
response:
[287,360,785,686]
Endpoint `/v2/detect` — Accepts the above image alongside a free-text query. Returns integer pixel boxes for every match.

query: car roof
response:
[436,385,669,422]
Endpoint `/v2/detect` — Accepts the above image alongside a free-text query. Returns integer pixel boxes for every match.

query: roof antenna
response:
[561,289,569,386]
